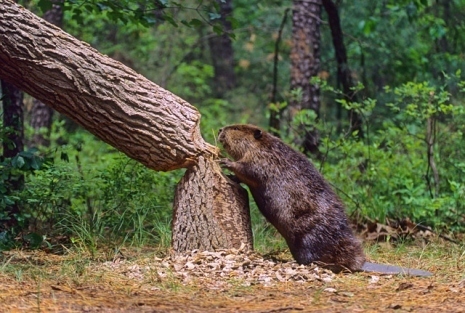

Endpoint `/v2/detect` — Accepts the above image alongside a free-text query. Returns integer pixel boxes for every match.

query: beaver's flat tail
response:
[361,262,433,277]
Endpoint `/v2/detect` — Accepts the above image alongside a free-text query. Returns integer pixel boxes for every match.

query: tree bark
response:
[0,0,252,251]
[290,0,322,154]
[1,81,24,158]
[30,1,64,147]
[208,0,236,97]
[269,8,290,137]
[322,0,363,137]
[1,79,24,228]
[172,156,252,253]
[0,0,216,171]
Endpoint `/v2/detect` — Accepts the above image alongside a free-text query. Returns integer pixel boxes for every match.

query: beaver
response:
[218,124,432,276]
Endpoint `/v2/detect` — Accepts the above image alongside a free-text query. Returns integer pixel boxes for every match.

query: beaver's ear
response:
[253,129,263,140]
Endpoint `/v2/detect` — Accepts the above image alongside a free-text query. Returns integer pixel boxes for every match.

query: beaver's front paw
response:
[219,158,234,169]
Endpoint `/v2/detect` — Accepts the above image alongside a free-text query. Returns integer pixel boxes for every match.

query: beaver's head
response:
[218,124,266,161]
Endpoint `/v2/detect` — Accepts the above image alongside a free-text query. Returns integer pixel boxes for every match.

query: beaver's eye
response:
[253,129,262,139]
[233,127,239,130]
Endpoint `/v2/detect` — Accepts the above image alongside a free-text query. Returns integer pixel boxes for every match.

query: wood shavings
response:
[98,248,334,289]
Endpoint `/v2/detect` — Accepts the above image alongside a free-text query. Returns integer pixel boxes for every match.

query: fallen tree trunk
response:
[0,0,215,171]
[0,0,253,252]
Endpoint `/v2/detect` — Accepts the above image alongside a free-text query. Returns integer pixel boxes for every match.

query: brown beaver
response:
[219,124,432,276]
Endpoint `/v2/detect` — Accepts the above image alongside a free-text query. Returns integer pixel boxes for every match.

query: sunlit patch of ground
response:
[1,240,464,312]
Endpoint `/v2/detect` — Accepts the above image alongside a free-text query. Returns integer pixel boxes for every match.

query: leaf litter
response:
[98,244,335,290]
[0,240,464,312]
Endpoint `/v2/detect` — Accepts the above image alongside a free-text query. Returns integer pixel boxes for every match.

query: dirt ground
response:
[1,247,464,313]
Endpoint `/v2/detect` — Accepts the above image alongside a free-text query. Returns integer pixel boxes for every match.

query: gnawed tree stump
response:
[172,156,253,253]
[0,0,253,253]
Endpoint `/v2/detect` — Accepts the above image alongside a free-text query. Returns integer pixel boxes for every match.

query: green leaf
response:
[208,12,222,21]
[27,147,39,154]
[23,233,44,250]
[96,3,110,11]
[60,152,69,163]
[212,24,223,35]
[30,156,42,170]
[164,14,178,27]
[37,0,53,13]
[189,19,204,28]
[12,156,25,169]
[84,4,95,13]
[4,196,15,206]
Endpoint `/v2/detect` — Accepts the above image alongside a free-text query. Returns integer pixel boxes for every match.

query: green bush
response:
[14,124,181,251]
[301,79,465,231]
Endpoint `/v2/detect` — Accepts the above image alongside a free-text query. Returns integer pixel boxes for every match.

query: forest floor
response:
[1,240,464,313]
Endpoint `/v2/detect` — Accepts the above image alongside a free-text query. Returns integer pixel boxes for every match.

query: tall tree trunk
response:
[30,100,54,147]
[1,80,24,228]
[30,1,63,147]
[436,0,450,53]
[208,0,236,97]
[0,0,253,251]
[269,8,290,137]
[290,0,322,154]
[322,0,363,137]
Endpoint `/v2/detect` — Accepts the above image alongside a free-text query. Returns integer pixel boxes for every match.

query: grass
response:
[0,241,465,303]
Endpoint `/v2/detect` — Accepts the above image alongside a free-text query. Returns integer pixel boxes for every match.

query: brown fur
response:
[218,124,366,271]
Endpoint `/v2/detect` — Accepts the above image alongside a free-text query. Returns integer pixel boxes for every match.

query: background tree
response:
[0,0,24,233]
[208,0,236,98]
[29,1,63,147]
[322,0,363,137]
[1,80,24,229]
[289,0,322,154]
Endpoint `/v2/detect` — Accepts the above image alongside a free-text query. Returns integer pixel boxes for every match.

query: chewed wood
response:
[172,155,253,253]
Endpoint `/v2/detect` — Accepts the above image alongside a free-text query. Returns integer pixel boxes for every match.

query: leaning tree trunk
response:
[290,0,322,155]
[0,0,253,252]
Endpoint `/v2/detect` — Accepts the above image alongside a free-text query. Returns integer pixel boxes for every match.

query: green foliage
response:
[170,61,214,100]
[5,0,465,253]
[0,147,47,229]
[304,79,465,231]
[1,118,181,251]
[337,0,465,92]
[36,0,238,33]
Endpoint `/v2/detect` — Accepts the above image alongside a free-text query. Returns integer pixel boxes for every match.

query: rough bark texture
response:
[322,0,363,137]
[30,2,63,147]
[30,99,54,146]
[290,0,322,113]
[172,156,253,253]
[1,81,24,158]
[269,8,289,137]
[0,0,217,171]
[290,0,322,155]
[208,0,236,97]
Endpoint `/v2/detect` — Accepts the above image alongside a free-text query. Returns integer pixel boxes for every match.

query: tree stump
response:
[172,156,253,253]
